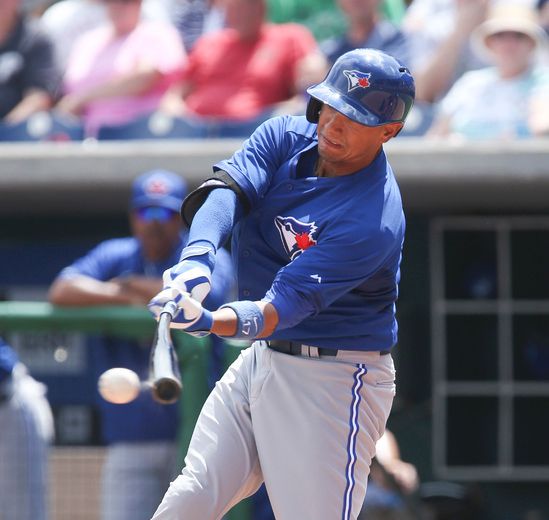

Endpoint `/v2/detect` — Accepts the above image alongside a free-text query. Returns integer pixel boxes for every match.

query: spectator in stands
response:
[540,0,549,31]
[380,0,408,26]
[41,0,107,70]
[41,0,175,71]
[159,0,322,131]
[537,0,549,56]
[529,0,549,136]
[402,0,489,104]
[428,3,549,140]
[271,50,329,117]
[266,0,408,43]
[319,0,411,67]
[0,0,59,123]
[171,0,224,53]
[267,0,342,42]
[48,170,233,520]
[54,0,184,136]
[0,337,54,520]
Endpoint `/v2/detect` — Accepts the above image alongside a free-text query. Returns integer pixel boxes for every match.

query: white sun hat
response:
[472,3,548,60]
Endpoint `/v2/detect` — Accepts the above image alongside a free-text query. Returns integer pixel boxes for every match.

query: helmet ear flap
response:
[306,97,323,124]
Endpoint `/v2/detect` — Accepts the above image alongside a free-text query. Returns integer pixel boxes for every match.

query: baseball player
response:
[49,170,233,520]
[0,338,54,520]
[148,48,415,520]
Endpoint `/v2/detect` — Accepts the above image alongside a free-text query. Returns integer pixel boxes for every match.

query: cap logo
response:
[343,70,371,91]
[145,178,170,197]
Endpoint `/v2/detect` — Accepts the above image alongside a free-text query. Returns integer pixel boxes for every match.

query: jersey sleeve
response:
[56,240,132,281]
[182,115,295,223]
[213,116,294,208]
[204,247,235,311]
[263,223,404,330]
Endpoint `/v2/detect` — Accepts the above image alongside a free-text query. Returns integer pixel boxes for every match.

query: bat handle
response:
[161,300,179,319]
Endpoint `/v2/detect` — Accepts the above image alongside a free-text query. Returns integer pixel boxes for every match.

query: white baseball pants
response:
[152,341,396,520]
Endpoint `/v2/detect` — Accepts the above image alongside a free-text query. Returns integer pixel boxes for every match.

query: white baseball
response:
[98,368,141,404]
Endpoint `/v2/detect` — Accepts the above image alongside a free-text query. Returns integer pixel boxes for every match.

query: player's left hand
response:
[163,258,212,303]
[148,262,211,321]
[150,291,213,337]
[149,245,215,322]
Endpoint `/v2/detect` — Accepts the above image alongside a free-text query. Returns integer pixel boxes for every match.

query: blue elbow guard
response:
[219,301,264,339]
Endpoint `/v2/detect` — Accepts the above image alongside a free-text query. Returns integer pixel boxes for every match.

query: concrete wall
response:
[1,138,548,216]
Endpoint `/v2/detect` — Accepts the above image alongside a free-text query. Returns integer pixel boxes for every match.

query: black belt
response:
[267,340,390,357]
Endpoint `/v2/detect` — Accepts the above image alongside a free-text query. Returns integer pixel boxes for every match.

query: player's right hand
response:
[163,291,213,336]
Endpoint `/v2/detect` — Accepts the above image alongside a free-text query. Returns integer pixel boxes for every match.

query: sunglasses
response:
[136,207,177,222]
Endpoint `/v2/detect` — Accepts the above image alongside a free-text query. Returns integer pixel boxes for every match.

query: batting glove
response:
[167,292,213,337]
[148,245,214,321]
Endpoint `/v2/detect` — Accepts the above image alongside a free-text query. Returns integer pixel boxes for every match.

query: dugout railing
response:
[0,301,252,520]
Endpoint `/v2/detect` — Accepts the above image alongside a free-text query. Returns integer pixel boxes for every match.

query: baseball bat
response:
[149,300,182,404]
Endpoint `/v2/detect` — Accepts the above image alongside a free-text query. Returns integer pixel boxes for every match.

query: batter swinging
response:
[148,48,415,520]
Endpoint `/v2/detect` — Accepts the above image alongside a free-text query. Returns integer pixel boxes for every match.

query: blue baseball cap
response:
[131,170,187,213]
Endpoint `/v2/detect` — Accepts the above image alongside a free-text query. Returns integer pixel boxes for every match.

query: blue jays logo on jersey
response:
[343,70,371,91]
[274,216,317,260]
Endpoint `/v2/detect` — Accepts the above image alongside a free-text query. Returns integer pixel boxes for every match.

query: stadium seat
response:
[0,112,84,142]
[96,113,207,140]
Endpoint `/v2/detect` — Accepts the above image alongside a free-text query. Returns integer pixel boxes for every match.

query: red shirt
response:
[181,23,317,120]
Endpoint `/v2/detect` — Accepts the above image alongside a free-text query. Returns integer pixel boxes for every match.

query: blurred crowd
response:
[0,0,548,141]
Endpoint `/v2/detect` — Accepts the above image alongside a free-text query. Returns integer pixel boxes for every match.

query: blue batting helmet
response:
[306,48,415,127]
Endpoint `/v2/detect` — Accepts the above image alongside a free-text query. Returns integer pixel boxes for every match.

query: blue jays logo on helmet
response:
[306,48,415,127]
[275,216,317,260]
[343,70,371,91]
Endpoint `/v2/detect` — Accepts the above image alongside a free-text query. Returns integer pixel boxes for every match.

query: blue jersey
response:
[214,115,405,351]
[59,234,233,443]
